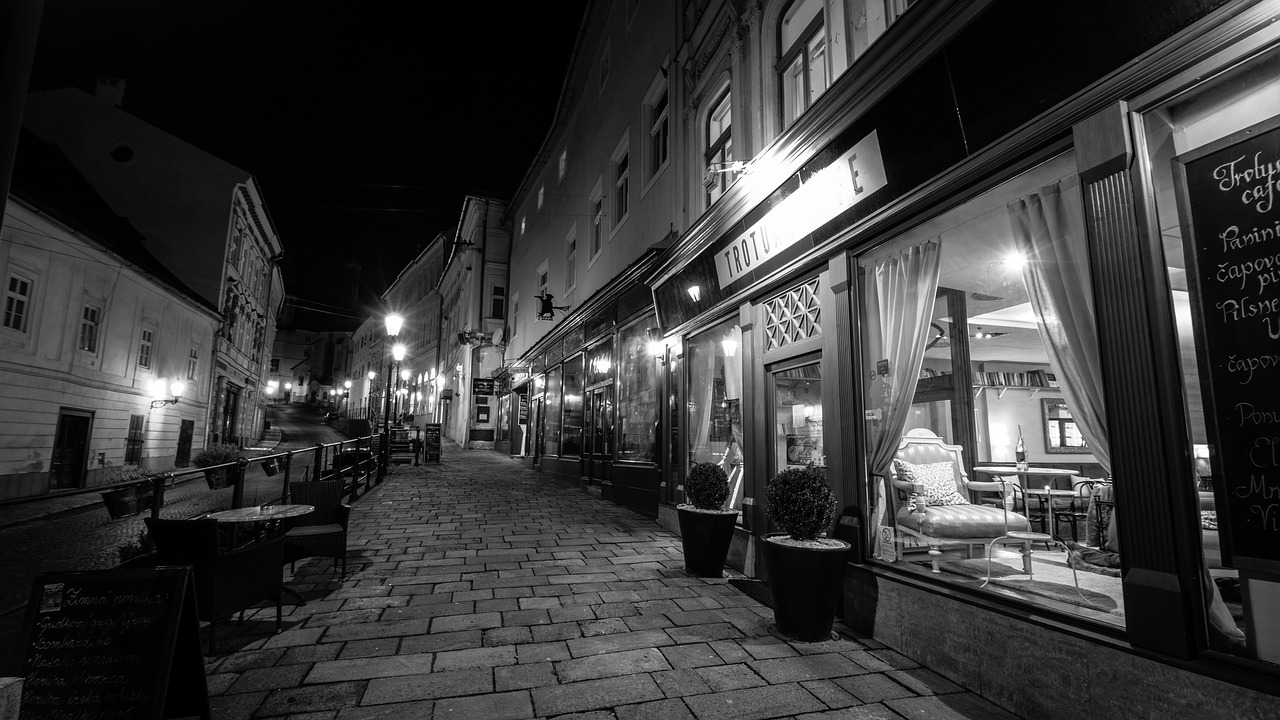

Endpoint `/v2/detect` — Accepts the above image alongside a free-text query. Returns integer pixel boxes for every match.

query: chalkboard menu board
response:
[20,567,209,719]
[424,423,442,463]
[1174,115,1280,573]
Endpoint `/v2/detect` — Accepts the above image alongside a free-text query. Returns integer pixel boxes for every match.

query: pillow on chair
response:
[895,459,968,506]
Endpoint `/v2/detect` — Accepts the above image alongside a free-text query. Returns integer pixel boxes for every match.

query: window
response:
[616,317,659,463]
[566,226,578,293]
[559,149,568,181]
[706,88,734,205]
[779,0,828,127]
[613,148,630,227]
[562,354,584,457]
[187,347,199,382]
[138,328,154,369]
[270,358,279,372]
[848,0,914,64]
[491,285,506,320]
[647,81,670,180]
[4,275,31,332]
[125,414,145,464]
[520,215,526,237]
[687,317,746,512]
[512,293,520,339]
[599,42,611,91]
[536,261,550,304]
[591,192,605,259]
[538,186,545,210]
[79,305,101,353]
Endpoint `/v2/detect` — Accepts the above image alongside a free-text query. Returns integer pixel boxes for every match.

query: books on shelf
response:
[970,367,1059,388]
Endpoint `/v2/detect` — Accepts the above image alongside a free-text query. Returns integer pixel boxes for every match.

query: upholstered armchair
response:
[889,429,1031,572]
[144,517,284,654]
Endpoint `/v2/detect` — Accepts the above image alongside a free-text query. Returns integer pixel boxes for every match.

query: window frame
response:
[643,74,670,191]
[125,414,145,464]
[137,327,155,370]
[490,284,506,321]
[79,303,102,354]
[3,273,32,333]
[611,133,631,237]
[565,224,579,294]
[589,177,605,263]
[778,0,828,128]
[705,87,735,206]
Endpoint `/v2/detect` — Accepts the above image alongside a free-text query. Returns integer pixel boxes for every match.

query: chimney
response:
[94,77,126,107]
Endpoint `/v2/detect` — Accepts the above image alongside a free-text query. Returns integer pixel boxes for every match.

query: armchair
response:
[143,517,283,654]
[888,429,1031,572]
[285,480,351,579]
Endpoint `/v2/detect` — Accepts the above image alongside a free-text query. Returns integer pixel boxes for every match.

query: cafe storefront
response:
[649,0,1279,715]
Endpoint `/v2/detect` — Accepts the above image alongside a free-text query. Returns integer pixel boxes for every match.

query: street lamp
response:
[379,312,405,479]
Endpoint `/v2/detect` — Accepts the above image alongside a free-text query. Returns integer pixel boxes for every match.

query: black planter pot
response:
[762,533,851,641]
[203,467,230,489]
[677,506,738,578]
[100,485,151,519]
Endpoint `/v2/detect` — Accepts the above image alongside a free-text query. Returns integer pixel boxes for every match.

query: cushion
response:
[897,504,1029,538]
[895,459,968,506]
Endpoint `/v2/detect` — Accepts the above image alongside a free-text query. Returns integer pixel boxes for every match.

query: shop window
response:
[687,317,746,515]
[617,319,659,463]
[779,0,828,128]
[859,151,1120,626]
[543,366,562,457]
[562,354,584,457]
[705,87,735,206]
[1141,49,1280,665]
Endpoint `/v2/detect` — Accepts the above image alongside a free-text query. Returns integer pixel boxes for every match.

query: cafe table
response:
[205,504,314,605]
[971,467,1078,535]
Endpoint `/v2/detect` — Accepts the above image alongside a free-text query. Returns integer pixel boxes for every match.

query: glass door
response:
[584,386,613,482]
[768,355,824,476]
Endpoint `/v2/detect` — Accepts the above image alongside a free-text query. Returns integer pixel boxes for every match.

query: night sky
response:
[26,0,590,329]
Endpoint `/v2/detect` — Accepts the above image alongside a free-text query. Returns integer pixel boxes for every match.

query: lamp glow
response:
[385,313,405,336]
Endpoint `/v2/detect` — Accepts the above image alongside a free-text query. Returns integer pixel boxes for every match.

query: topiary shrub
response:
[684,462,730,511]
[766,465,836,541]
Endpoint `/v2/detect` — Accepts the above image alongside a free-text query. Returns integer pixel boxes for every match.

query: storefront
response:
[649,0,1279,714]
[511,276,663,516]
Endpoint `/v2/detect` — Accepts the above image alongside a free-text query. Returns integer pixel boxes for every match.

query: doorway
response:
[584,385,613,483]
[50,409,92,490]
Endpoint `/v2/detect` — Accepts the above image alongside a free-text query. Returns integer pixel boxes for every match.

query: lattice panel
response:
[764,278,821,351]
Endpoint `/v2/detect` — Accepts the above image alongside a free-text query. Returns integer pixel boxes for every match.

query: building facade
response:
[505,0,1280,714]
[22,82,285,452]
[0,132,221,499]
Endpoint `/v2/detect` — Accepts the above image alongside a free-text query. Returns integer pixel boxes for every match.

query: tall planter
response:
[763,533,851,641]
[677,507,738,578]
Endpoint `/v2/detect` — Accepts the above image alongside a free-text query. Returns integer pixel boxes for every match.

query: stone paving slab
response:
[19,443,1026,719]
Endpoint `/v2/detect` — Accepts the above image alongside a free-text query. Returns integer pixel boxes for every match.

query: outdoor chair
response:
[889,428,1031,572]
[143,517,283,654]
[284,480,350,579]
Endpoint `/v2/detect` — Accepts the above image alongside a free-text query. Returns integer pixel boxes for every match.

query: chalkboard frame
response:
[424,422,442,463]
[1172,112,1280,575]
[20,566,210,720]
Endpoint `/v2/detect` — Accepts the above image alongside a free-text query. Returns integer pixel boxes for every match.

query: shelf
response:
[973,385,1061,400]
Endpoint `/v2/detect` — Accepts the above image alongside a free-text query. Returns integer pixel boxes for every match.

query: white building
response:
[0,131,221,499]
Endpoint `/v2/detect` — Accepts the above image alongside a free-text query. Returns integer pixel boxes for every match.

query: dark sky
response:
[27,0,589,329]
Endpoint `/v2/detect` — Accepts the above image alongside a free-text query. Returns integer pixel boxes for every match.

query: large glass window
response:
[1141,48,1280,665]
[617,319,659,463]
[562,354,584,457]
[687,317,745,513]
[860,151,1120,625]
[780,0,827,127]
[542,367,562,457]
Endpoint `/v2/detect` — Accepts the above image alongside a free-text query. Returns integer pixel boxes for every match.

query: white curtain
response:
[863,239,942,553]
[1008,175,1111,473]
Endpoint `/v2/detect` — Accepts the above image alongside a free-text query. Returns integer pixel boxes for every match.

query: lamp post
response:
[378,313,405,480]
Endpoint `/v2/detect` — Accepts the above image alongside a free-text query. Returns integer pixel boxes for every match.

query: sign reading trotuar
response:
[19,567,210,719]
[714,130,887,289]
[1174,115,1280,573]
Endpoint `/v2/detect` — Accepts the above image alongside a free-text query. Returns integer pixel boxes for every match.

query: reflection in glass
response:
[562,355,584,457]
[771,362,824,475]
[542,368,562,457]
[617,319,659,463]
[688,318,744,513]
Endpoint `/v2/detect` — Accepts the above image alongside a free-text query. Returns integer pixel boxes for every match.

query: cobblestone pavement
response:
[186,447,1022,720]
[0,404,365,669]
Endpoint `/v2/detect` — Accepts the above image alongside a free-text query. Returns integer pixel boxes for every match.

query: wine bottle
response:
[1015,425,1027,471]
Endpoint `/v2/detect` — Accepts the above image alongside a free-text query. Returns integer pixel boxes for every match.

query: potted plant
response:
[677,462,738,578]
[193,443,240,489]
[99,465,154,519]
[763,464,850,641]
[117,528,155,566]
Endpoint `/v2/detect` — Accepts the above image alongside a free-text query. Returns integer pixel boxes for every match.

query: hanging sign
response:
[472,378,496,396]
[714,130,887,288]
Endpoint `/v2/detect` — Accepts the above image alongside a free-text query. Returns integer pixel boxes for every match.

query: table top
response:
[1023,487,1080,497]
[205,504,314,523]
[972,466,1078,477]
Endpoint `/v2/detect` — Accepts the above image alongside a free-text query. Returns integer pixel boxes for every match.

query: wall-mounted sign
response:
[714,130,887,288]
[518,394,529,423]
[476,406,490,424]
[472,378,496,396]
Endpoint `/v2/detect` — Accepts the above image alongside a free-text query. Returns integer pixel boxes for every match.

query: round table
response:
[972,468,1078,536]
[206,504,314,523]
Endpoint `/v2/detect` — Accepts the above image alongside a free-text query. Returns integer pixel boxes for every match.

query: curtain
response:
[1008,175,1110,473]
[863,239,942,553]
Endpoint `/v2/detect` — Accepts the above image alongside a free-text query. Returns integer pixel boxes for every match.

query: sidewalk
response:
[196,448,1023,720]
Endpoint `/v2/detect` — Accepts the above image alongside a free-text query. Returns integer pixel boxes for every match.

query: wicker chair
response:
[285,480,350,578]
[143,517,283,653]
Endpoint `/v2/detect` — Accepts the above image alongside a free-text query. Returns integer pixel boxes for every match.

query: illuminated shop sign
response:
[714,130,887,288]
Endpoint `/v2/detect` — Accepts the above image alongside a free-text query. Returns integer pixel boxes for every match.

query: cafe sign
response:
[714,130,887,288]
[472,378,496,396]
